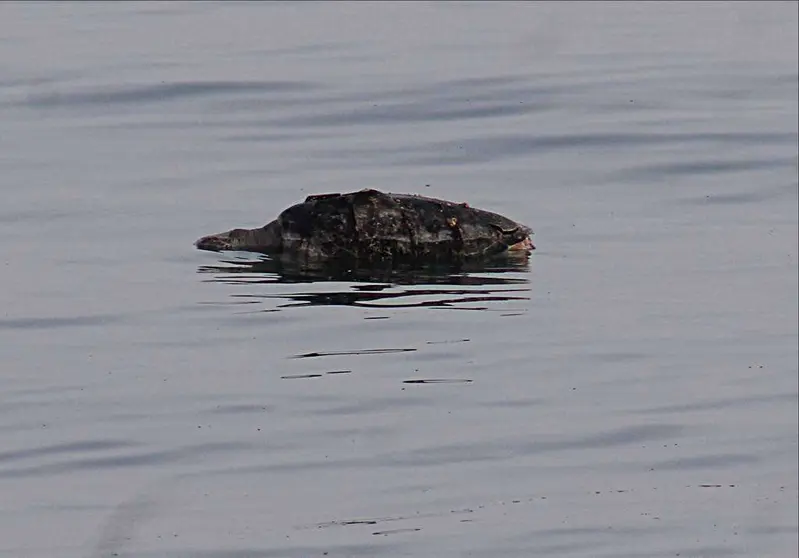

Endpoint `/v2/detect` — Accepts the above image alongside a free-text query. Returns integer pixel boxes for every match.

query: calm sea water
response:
[1,3,797,557]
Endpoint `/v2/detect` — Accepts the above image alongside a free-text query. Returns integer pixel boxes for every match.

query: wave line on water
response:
[290,348,417,359]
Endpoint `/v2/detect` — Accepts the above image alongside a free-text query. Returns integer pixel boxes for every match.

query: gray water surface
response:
[1,3,797,557]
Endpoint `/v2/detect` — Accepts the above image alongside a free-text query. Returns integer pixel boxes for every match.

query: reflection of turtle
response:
[195,189,534,264]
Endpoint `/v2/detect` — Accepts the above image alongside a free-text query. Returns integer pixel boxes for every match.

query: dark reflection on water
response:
[197,252,532,310]
[291,348,417,358]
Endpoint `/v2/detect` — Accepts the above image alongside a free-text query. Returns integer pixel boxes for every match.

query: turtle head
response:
[195,219,283,254]
[508,225,535,251]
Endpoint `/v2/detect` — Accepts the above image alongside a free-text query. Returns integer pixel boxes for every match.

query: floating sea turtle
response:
[195,189,534,264]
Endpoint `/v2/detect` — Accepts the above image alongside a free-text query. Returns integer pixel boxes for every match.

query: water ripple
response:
[0,439,136,465]
[616,156,795,181]
[25,79,318,108]
[0,314,122,330]
[269,102,535,128]
[382,131,795,165]
[0,442,249,478]
[652,453,760,471]
[384,424,683,467]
